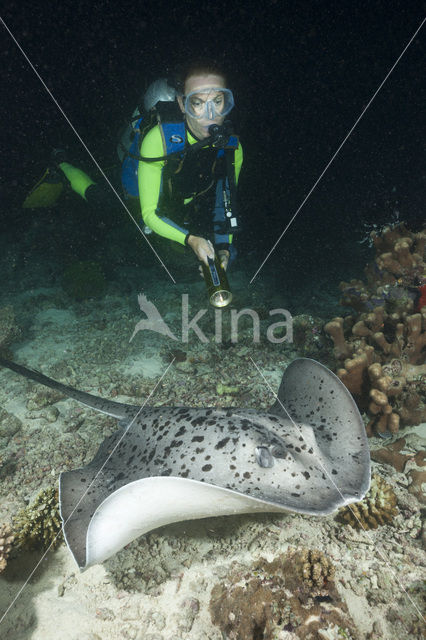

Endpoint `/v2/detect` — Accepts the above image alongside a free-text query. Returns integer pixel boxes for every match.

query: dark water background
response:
[0,0,424,304]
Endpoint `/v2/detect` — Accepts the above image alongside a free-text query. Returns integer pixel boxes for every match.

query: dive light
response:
[202,255,232,308]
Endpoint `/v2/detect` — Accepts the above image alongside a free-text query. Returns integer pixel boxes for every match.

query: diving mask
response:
[184,87,235,120]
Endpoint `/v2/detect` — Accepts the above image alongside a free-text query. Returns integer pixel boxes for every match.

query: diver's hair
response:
[173,59,228,94]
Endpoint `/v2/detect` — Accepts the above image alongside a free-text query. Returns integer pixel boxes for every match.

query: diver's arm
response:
[138,127,188,245]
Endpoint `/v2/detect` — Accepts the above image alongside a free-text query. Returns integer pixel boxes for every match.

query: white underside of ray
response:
[82,478,286,569]
[77,474,364,571]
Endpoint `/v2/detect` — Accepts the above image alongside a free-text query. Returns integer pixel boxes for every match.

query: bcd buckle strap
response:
[223,147,241,234]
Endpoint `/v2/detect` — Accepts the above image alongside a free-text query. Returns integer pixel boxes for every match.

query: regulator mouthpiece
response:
[207,120,234,147]
[202,255,232,308]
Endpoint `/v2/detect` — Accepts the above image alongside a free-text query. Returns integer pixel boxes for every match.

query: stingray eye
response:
[255,446,274,468]
[271,445,287,459]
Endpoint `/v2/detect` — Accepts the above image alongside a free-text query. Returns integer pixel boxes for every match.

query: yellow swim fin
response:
[23,169,64,208]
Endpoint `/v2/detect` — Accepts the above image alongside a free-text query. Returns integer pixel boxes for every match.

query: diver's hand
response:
[217,249,230,271]
[187,235,214,265]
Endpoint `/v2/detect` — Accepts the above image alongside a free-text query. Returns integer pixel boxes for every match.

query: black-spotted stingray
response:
[0,357,370,571]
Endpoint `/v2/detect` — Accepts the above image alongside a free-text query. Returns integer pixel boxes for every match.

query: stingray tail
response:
[0,357,134,419]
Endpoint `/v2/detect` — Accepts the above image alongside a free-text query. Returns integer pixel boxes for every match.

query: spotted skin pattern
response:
[0,357,370,570]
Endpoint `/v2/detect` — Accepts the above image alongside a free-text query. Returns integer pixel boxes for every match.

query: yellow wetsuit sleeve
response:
[138,126,188,245]
[235,144,243,184]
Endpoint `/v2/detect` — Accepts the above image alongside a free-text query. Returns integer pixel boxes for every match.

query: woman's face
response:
[178,73,227,140]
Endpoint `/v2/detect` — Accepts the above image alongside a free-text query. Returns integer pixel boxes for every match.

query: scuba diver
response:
[24,60,243,274]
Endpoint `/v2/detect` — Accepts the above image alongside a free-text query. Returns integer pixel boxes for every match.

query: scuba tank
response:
[117,78,178,166]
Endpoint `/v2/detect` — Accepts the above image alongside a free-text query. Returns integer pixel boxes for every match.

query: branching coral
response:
[209,550,357,640]
[296,548,335,594]
[342,225,425,312]
[372,227,424,280]
[325,224,425,436]
[327,312,426,436]
[13,486,63,551]
[336,474,398,529]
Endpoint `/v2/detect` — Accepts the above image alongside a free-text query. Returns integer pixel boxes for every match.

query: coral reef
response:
[293,548,335,594]
[0,523,15,573]
[341,224,425,311]
[292,313,332,359]
[0,305,21,357]
[209,549,357,640]
[371,437,426,505]
[370,437,414,472]
[62,260,106,300]
[13,486,63,551]
[405,454,426,505]
[325,224,425,436]
[336,474,398,530]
